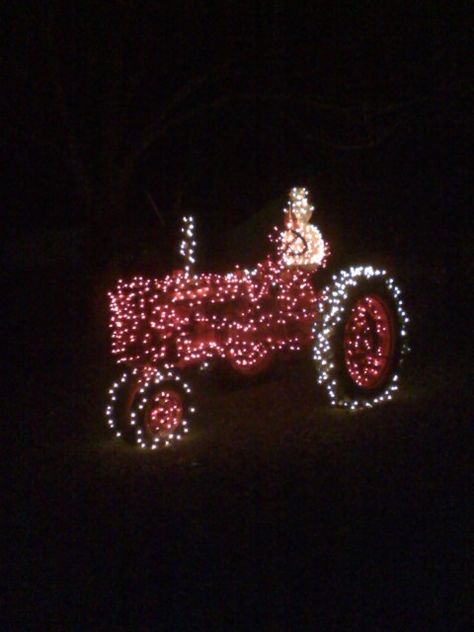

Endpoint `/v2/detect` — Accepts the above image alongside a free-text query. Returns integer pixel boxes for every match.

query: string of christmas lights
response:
[105,366,195,448]
[313,266,410,410]
[179,215,196,274]
[282,187,327,268]
[108,248,319,370]
[106,188,409,448]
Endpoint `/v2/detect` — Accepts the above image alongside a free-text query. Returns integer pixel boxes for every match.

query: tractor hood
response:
[108,269,245,366]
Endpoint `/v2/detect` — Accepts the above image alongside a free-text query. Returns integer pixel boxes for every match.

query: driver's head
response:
[287,187,313,224]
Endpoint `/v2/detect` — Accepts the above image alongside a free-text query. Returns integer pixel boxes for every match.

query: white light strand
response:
[106,367,195,449]
[179,216,196,275]
[106,189,409,450]
[282,187,326,268]
[312,265,410,410]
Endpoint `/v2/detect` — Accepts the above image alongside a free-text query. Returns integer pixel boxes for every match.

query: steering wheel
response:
[284,228,308,257]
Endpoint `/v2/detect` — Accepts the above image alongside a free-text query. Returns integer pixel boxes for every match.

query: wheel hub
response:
[344,295,394,389]
[146,389,183,436]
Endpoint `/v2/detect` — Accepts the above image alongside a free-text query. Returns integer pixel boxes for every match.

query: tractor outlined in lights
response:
[106,188,409,448]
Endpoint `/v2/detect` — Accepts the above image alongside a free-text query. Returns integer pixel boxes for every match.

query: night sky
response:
[3,2,472,275]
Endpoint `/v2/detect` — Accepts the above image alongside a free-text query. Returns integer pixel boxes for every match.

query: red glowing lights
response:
[109,253,322,372]
[106,189,410,448]
[343,295,394,389]
[146,388,184,436]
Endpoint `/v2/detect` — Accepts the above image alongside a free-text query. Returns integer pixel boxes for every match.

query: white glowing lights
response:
[107,206,320,449]
[105,368,135,438]
[282,187,327,268]
[106,188,410,450]
[313,266,410,410]
[179,216,196,274]
[105,367,194,448]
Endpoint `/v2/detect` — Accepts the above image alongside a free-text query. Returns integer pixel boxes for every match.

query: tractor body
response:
[109,254,321,375]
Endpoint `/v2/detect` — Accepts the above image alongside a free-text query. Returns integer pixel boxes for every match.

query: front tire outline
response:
[106,367,195,449]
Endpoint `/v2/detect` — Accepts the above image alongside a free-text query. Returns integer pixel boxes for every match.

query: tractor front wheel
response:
[105,367,195,448]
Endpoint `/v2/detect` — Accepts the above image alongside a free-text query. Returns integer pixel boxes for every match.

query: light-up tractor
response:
[106,188,409,448]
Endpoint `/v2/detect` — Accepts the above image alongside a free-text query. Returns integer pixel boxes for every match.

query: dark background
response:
[4,2,472,629]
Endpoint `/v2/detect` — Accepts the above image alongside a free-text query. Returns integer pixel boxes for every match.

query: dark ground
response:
[5,262,472,630]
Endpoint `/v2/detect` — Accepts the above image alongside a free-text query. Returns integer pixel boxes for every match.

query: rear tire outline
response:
[313,266,409,409]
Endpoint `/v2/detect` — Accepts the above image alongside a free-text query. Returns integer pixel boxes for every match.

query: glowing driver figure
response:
[282,187,326,269]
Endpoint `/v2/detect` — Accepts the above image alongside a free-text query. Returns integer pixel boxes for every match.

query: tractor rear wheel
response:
[314,267,410,409]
